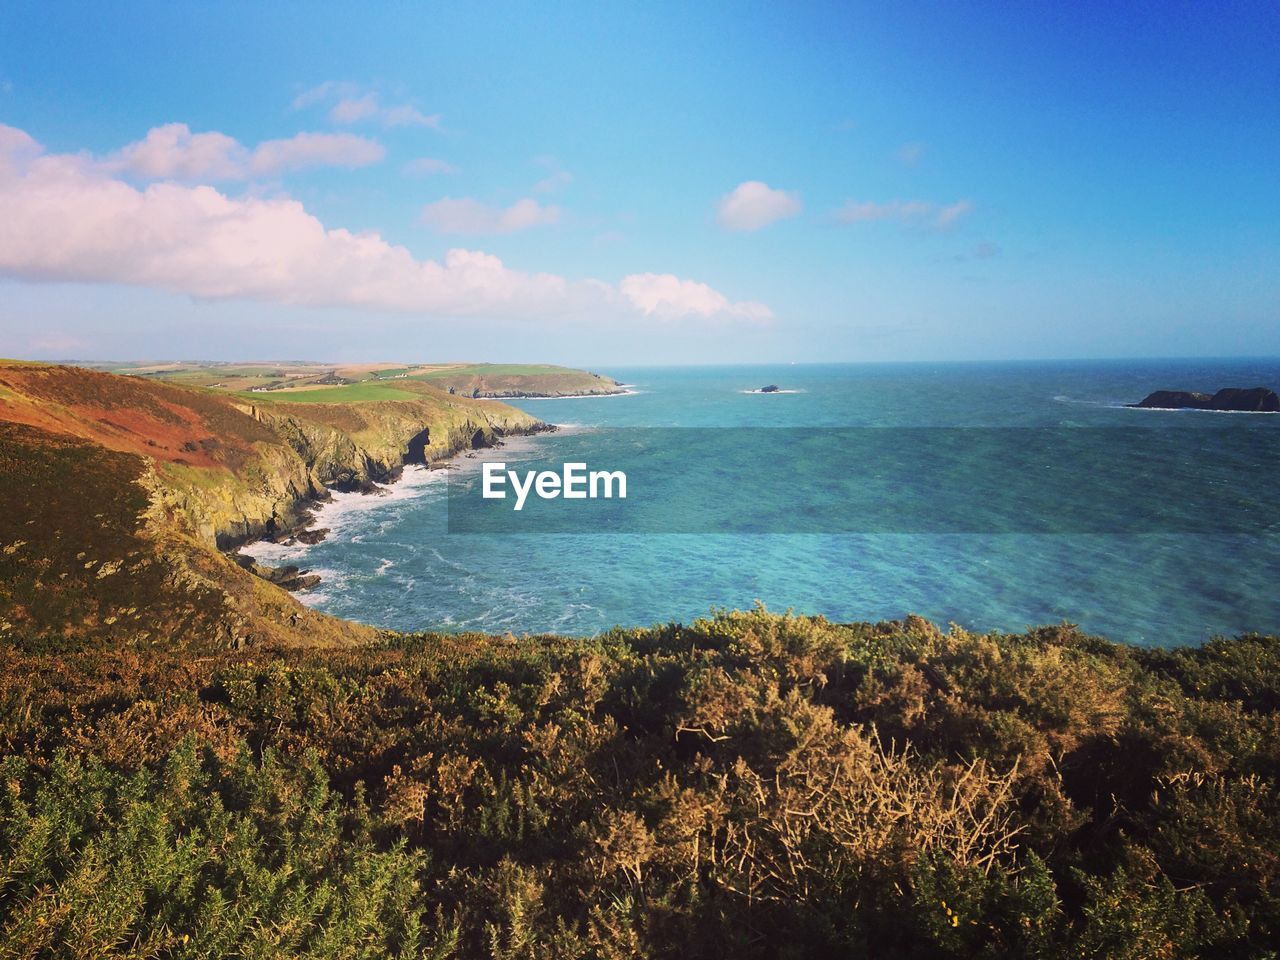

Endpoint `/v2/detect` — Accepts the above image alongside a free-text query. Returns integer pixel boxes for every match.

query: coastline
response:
[479,387,640,400]
[236,424,565,583]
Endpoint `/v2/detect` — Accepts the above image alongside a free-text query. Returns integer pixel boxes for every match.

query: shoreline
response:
[1120,404,1278,414]
[235,424,566,584]
[479,387,640,401]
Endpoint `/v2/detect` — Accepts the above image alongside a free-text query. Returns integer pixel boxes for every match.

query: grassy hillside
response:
[0,361,546,649]
[97,360,627,398]
[0,608,1276,957]
[0,419,366,651]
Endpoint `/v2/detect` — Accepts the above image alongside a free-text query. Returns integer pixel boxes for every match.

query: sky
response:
[0,0,1277,365]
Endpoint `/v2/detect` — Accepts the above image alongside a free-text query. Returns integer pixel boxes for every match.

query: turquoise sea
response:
[243,360,1280,646]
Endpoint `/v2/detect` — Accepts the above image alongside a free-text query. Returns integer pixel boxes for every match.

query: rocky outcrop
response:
[151,440,327,550]
[1130,387,1279,412]
[234,554,322,592]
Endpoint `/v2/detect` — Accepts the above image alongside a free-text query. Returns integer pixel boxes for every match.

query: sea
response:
[241,359,1280,646]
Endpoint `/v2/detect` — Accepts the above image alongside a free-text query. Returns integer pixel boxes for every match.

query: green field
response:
[415,363,570,379]
[234,382,421,404]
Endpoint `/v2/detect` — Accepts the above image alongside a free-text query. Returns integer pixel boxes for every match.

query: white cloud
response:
[295,82,442,129]
[404,157,458,176]
[248,132,384,176]
[106,123,384,181]
[380,104,441,129]
[620,273,772,324]
[716,180,802,231]
[330,93,380,124]
[0,124,41,162]
[109,125,244,180]
[0,123,769,326]
[420,197,561,235]
[832,198,973,230]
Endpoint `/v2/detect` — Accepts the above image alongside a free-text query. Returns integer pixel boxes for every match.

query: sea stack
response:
[1129,387,1279,412]
[760,384,780,393]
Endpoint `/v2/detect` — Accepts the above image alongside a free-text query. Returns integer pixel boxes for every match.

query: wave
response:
[1052,394,1113,407]
[518,388,643,400]
[239,464,446,564]
[1120,405,1278,415]
[1054,394,1277,414]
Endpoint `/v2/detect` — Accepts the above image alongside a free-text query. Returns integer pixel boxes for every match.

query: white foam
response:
[1052,395,1277,413]
[1117,404,1277,414]
[1052,395,1111,407]
[517,388,642,400]
[239,464,446,564]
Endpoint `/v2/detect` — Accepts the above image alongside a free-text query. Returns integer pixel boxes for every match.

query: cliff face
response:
[242,395,540,482]
[145,387,545,550]
[0,362,547,648]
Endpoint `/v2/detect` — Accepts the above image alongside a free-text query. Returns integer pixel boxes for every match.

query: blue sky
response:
[0,0,1276,364]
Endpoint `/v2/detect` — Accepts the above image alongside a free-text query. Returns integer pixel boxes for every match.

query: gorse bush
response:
[0,746,432,959]
[0,608,1277,957]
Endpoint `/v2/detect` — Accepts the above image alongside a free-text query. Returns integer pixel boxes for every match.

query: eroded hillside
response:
[0,361,546,649]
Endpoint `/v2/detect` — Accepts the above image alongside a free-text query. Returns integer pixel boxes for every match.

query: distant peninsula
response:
[1129,386,1279,412]
[92,360,629,400]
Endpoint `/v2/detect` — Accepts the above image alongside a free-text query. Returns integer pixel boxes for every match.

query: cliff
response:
[0,362,547,649]
[187,387,544,548]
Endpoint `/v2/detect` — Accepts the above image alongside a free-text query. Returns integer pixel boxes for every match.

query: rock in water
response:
[1129,387,1279,412]
[760,384,780,393]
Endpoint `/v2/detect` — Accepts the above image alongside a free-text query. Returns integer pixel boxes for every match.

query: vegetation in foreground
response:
[2,608,1277,958]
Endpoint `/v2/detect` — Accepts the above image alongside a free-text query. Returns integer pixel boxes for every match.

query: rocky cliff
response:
[0,362,548,649]
[180,389,545,548]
